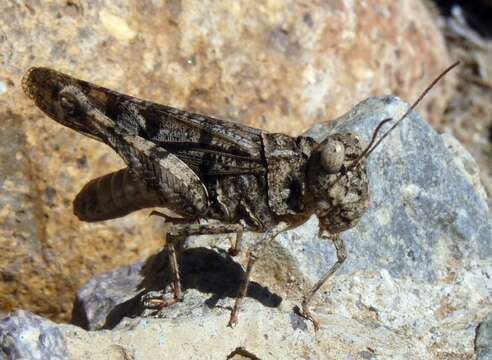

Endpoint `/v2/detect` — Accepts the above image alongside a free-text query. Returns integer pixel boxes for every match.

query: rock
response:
[0,310,69,360]
[476,314,492,360]
[305,97,491,279]
[427,0,492,206]
[71,261,146,331]
[6,96,482,359]
[0,0,453,322]
[1,306,428,359]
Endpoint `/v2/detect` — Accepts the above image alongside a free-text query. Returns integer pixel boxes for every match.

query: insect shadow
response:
[100,247,282,329]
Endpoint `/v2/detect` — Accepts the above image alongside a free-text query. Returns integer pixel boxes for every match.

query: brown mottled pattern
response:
[23,66,370,232]
[23,67,372,327]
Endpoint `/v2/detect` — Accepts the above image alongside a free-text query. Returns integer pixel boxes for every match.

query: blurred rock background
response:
[0,0,488,325]
[425,0,492,207]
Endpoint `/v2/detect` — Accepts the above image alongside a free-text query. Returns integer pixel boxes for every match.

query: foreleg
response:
[298,233,347,331]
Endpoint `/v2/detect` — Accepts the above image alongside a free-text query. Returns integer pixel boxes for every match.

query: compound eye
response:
[320,140,345,174]
[59,90,79,116]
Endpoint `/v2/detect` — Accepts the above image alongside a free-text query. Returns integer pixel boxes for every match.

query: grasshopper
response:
[22,63,457,330]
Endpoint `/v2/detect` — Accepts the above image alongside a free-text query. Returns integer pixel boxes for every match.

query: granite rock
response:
[0,310,69,360]
[476,313,492,360]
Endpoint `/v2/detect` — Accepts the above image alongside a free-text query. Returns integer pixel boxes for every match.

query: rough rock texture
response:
[2,97,489,359]
[0,0,454,322]
[2,307,435,360]
[424,0,492,205]
[0,310,69,360]
[476,313,492,360]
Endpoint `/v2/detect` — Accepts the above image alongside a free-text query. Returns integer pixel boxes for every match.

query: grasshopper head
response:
[304,63,461,233]
[307,133,369,233]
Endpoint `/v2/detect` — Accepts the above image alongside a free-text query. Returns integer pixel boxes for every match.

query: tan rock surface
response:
[0,0,453,321]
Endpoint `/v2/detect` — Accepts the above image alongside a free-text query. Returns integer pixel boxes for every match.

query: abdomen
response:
[73,168,163,222]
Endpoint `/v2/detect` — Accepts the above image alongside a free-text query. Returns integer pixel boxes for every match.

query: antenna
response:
[348,61,460,170]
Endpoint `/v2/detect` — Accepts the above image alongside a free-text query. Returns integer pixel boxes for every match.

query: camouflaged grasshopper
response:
[22,63,457,330]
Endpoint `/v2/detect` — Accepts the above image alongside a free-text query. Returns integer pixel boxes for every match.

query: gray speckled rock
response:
[305,96,491,280]
[71,260,145,330]
[0,310,69,360]
[3,97,491,359]
[476,314,492,360]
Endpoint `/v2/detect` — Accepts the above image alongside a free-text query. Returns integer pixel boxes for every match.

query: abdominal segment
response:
[73,168,163,222]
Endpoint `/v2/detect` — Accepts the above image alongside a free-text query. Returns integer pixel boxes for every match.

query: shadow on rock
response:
[102,247,282,329]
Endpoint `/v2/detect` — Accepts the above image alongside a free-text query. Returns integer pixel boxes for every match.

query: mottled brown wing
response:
[133,103,267,177]
[24,67,266,177]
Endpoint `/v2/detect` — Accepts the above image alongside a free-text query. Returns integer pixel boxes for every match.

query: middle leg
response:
[227,222,289,327]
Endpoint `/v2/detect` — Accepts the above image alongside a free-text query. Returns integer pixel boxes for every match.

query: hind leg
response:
[144,221,245,309]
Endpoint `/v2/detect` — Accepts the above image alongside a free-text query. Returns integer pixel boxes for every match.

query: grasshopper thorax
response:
[307,133,369,233]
